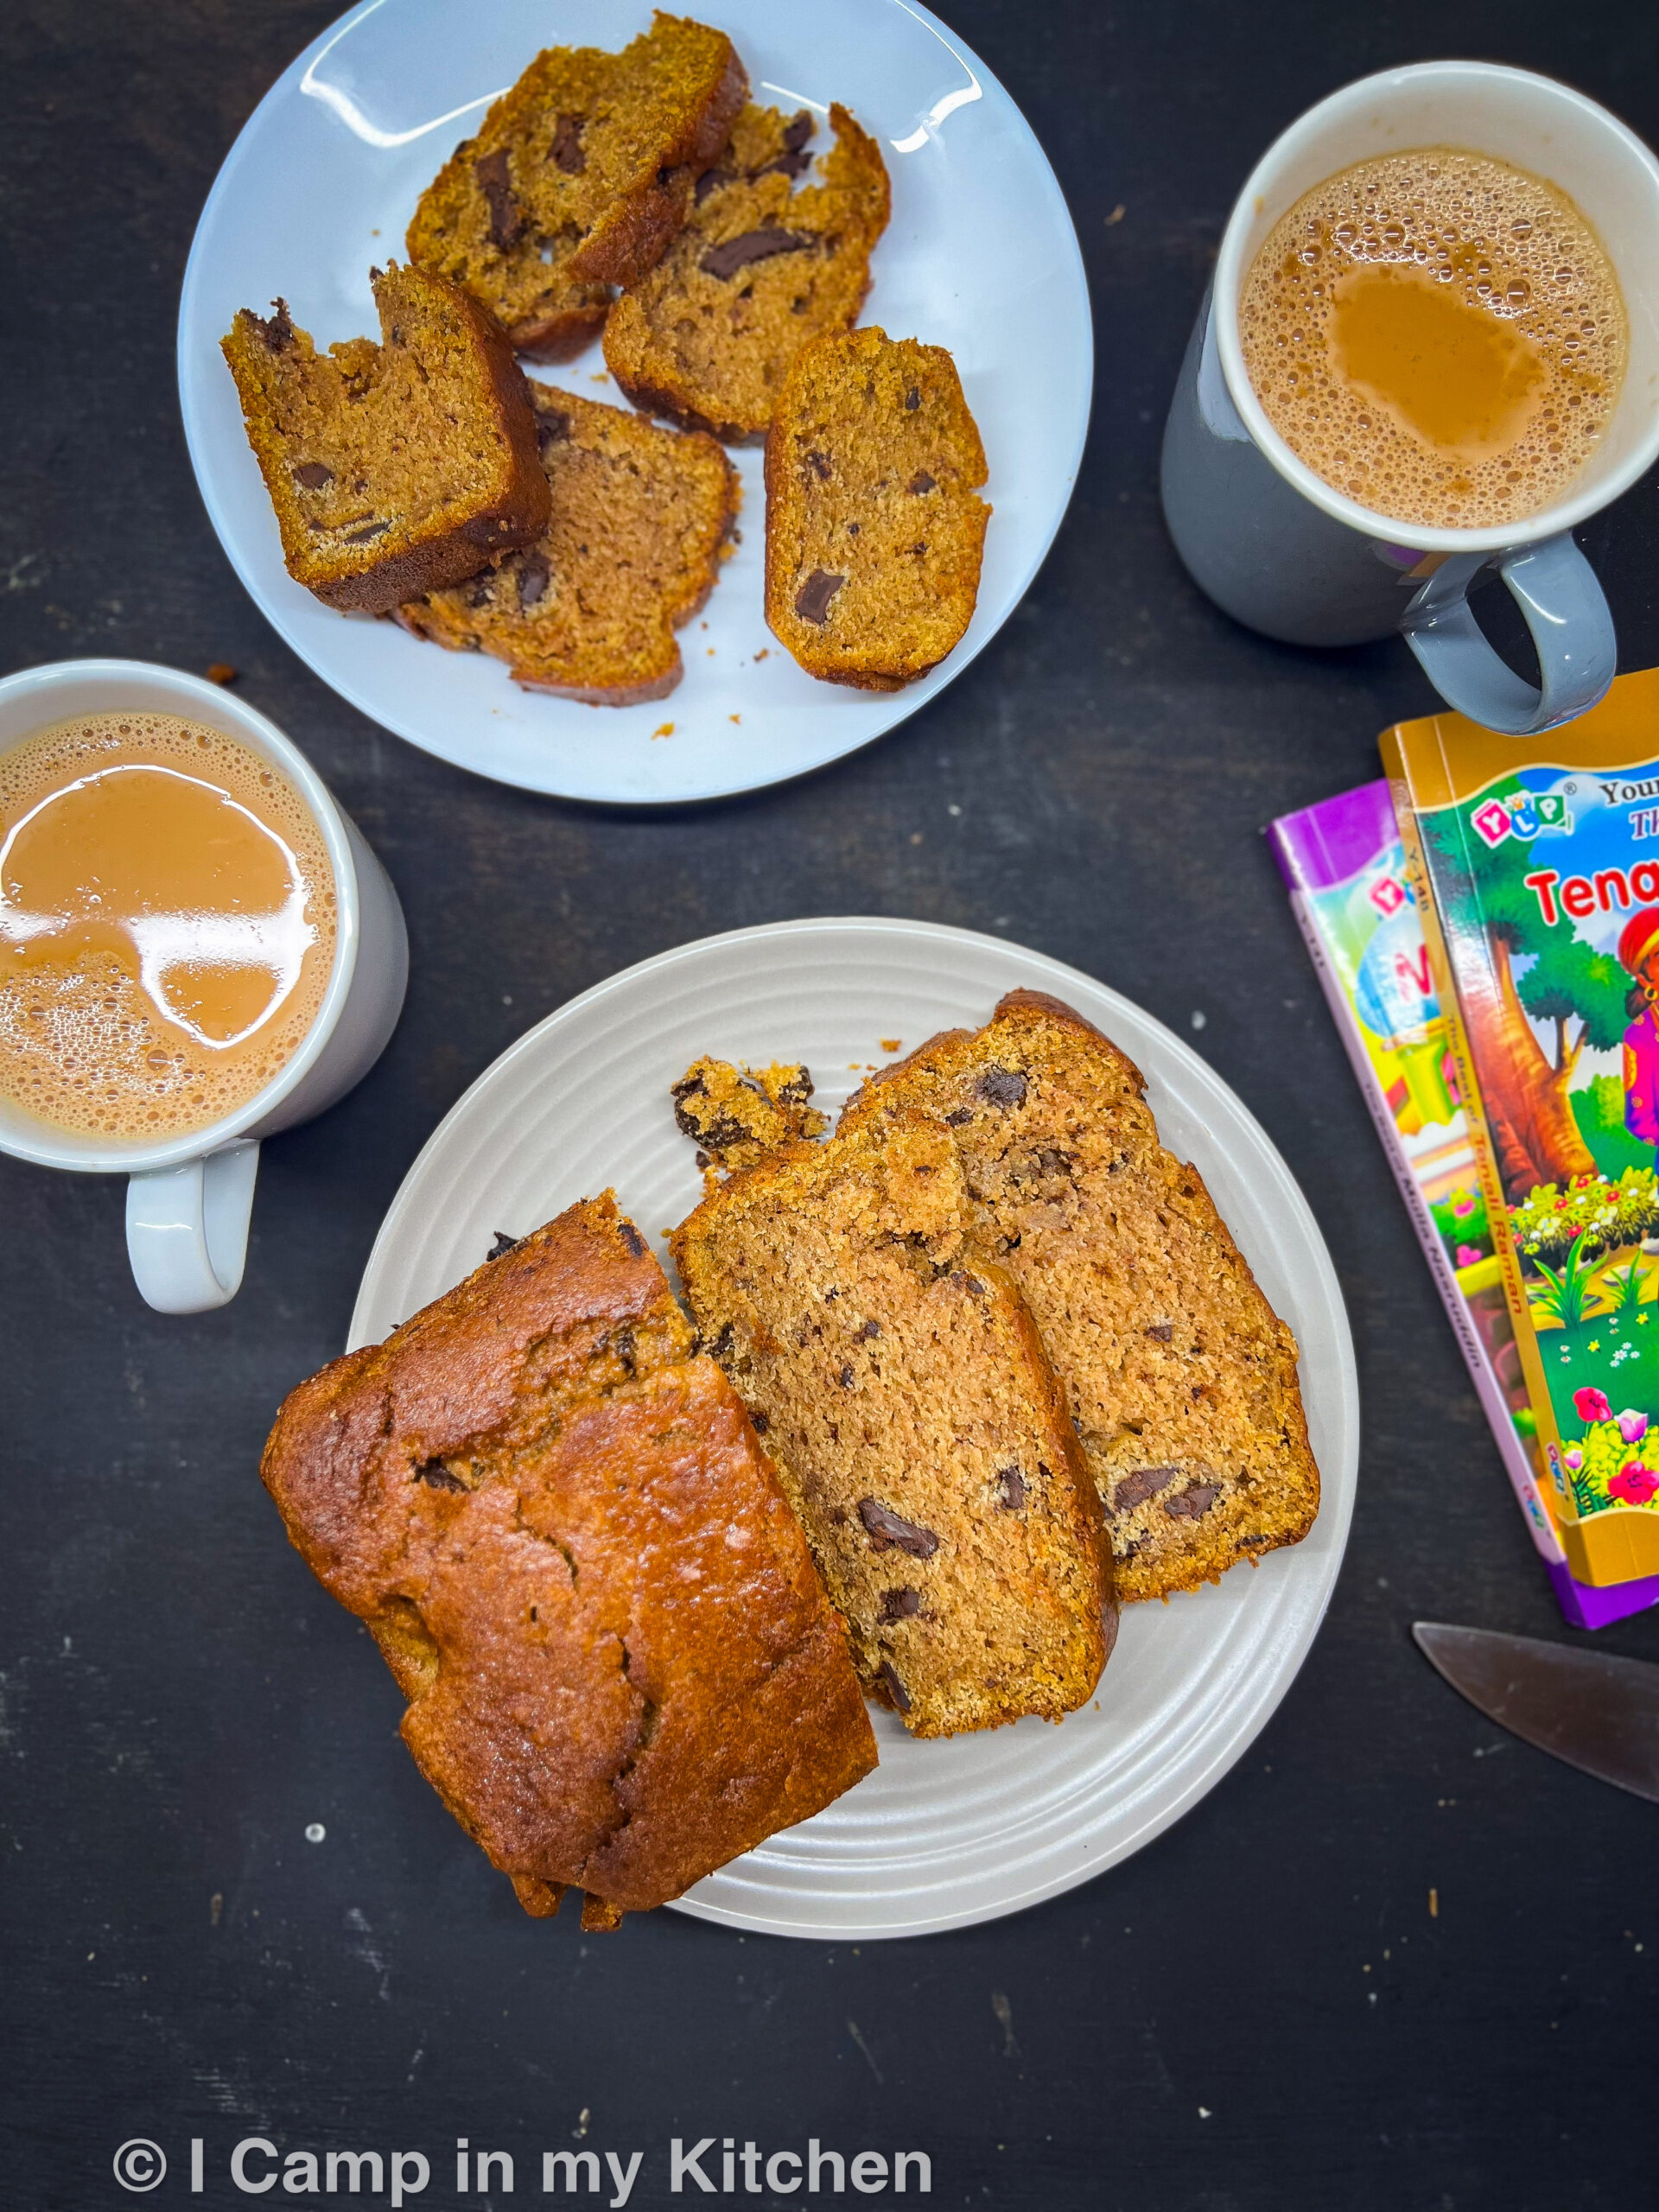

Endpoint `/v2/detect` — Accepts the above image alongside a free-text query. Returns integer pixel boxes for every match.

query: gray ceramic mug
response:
[1161,62,1659,735]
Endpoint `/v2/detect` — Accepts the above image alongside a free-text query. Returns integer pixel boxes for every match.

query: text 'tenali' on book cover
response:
[1382,666,1659,1594]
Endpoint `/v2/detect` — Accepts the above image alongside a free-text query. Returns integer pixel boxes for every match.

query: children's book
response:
[1382,666,1659,1611]
[1264,780,1648,1631]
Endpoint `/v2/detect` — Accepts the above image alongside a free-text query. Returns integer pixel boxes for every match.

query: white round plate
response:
[179,0,1092,804]
[349,919,1358,1939]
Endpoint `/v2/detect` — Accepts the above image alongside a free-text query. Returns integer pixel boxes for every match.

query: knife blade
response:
[1413,1621,1659,1802]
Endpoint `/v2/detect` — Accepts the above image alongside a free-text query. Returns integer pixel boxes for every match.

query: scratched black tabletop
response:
[4,3,1657,2207]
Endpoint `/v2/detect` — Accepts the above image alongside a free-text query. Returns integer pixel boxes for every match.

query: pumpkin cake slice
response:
[406,12,747,359]
[604,102,891,442]
[220,262,550,613]
[260,1194,876,1929]
[839,992,1320,1602]
[671,1113,1114,1738]
[764,326,989,689]
[394,385,737,704]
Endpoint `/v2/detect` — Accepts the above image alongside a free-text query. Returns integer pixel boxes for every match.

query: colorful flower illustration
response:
[1618,1409,1650,1446]
[1609,1464,1659,1507]
[1451,1190,1477,1219]
[1565,1450,1584,1471]
[1574,1387,1613,1424]
[1456,1243,1484,1268]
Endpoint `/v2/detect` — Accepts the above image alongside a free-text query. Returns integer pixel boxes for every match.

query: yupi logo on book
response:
[1470,790,1573,849]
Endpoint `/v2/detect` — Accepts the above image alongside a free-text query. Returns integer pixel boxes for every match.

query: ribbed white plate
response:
[178,0,1091,804]
[350,921,1358,1937]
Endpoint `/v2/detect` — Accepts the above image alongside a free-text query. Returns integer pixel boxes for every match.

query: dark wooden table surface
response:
[4,3,1657,2207]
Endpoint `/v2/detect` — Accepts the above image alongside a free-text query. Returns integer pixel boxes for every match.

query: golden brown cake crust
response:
[405,13,747,357]
[220,264,551,613]
[840,994,1319,1601]
[604,103,891,443]
[671,1114,1113,1738]
[260,1195,876,1918]
[394,385,738,703]
[763,327,989,689]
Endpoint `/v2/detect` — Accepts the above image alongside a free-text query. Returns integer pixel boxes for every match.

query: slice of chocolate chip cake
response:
[220,263,550,613]
[671,1113,1113,1737]
[406,13,746,359]
[839,993,1319,1602]
[261,1194,875,1928]
[394,386,737,703]
[764,327,989,690]
[604,102,891,442]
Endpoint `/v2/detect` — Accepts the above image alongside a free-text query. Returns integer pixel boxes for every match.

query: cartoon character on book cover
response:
[1415,764,1659,1547]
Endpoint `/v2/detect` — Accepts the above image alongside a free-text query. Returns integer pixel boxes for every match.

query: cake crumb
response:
[1429,1887,1439,1917]
[753,647,769,661]
[880,1039,902,1054]
[206,663,238,685]
[653,722,675,739]
[729,714,741,724]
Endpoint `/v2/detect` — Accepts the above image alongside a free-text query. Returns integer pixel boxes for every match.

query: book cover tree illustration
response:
[1403,720,1659,1587]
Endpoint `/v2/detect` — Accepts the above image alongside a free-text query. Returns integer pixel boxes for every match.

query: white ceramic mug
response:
[0,659,408,1313]
[1160,62,1659,735]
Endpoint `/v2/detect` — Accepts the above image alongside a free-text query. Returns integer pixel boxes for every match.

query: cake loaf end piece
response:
[260,1194,876,1920]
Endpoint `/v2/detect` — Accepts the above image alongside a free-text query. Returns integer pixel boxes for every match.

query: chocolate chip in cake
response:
[535,404,572,450]
[699,226,815,280]
[977,1067,1027,1108]
[1112,1465,1179,1514]
[908,471,936,495]
[255,300,296,353]
[694,166,734,204]
[486,1230,521,1262]
[804,450,831,481]
[880,1587,921,1622]
[757,118,815,181]
[551,113,586,175]
[345,522,389,543]
[857,1498,939,1559]
[904,386,919,410]
[517,554,550,610]
[292,461,334,490]
[995,1466,1027,1510]
[474,149,525,249]
[1145,1321,1174,1342]
[619,1221,647,1260]
[613,1326,637,1376]
[794,569,843,625]
[944,1106,975,1127]
[838,1363,855,1389]
[694,1148,711,1170]
[751,1409,770,1434]
[1164,1481,1221,1520]
[412,1456,468,1492]
[859,1319,880,1340]
[878,1659,912,1713]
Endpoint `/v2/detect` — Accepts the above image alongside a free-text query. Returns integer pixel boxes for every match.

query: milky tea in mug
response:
[1238,149,1628,530]
[0,713,335,1139]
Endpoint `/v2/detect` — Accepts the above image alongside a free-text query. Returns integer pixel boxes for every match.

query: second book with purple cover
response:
[1268,779,1659,1631]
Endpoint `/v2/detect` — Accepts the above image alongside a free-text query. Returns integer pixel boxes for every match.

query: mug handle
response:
[125,1141,260,1314]
[1401,532,1616,737]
